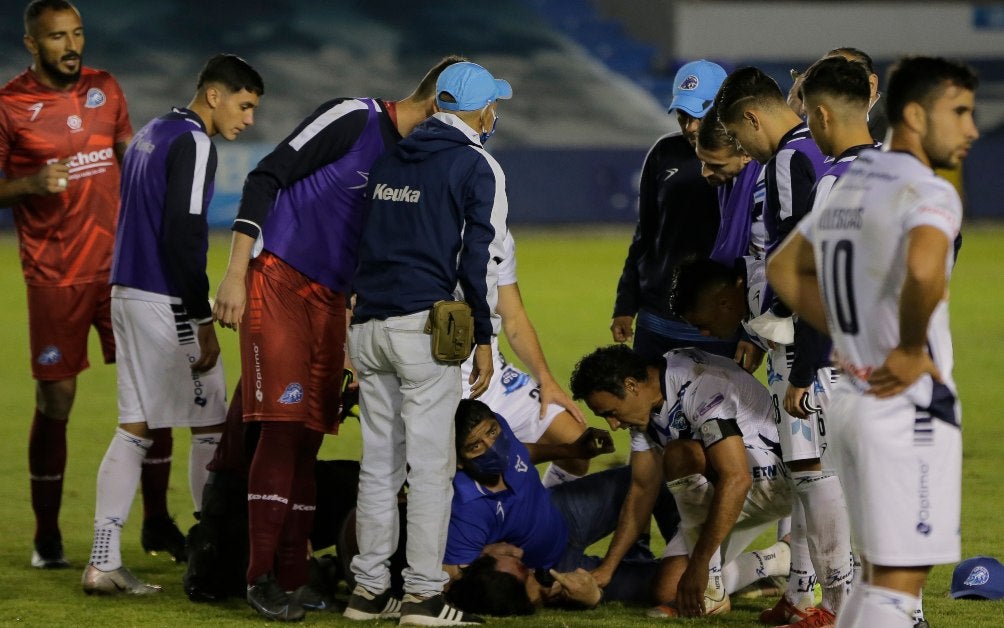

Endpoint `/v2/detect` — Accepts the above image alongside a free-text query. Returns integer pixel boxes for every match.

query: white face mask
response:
[480,105,499,144]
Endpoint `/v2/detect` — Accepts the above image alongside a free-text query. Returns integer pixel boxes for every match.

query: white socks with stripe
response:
[189,432,221,511]
[90,427,152,571]
[792,469,853,614]
[783,495,817,608]
[722,540,791,593]
[666,474,727,602]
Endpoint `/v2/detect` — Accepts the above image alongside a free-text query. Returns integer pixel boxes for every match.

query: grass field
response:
[0,224,1001,626]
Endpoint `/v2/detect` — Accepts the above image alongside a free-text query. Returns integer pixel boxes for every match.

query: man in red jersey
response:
[0,0,177,568]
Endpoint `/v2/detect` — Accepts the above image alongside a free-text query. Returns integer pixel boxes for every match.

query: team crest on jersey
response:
[678,74,700,90]
[500,368,530,394]
[36,345,61,366]
[278,383,303,404]
[66,115,82,131]
[85,88,106,108]
[964,566,991,587]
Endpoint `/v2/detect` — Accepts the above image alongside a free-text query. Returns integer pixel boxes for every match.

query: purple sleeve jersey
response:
[763,122,828,254]
[111,108,216,321]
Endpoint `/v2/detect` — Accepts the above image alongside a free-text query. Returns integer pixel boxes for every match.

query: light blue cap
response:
[669,59,728,118]
[436,62,513,112]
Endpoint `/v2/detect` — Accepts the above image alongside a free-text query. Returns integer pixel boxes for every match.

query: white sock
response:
[777,515,792,541]
[851,583,917,628]
[90,428,152,570]
[913,588,925,622]
[836,582,864,628]
[784,495,816,607]
[189,432,221,512]
[722,540,791,593]
[792,469,853,613]
[541,463,582,488]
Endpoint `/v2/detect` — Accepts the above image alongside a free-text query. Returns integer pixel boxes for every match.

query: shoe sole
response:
[343,607,401,621]
[398,616,480,627]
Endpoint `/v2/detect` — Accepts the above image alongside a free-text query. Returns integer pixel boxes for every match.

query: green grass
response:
[0,224,1001,626]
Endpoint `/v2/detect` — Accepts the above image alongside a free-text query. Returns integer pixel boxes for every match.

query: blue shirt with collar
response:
[444,418,568,569]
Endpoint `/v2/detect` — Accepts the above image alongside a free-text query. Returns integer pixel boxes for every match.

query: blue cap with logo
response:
[668,59,728,118]
[436,62,513,112]
[951,556,1004,600]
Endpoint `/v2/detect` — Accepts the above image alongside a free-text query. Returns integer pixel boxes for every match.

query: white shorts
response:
[767,345,834,463]
[826,381,961,567]
[461,342,562,444]
[112,290,227,429]
[663,445,793,564]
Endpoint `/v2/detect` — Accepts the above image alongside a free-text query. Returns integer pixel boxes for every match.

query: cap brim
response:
[951,588,1004,600]
[495,78,512,100]
[669,93,711,118]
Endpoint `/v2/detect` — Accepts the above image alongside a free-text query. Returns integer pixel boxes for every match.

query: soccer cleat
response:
[779,607,836,628]
[914,621,930,628]
[759,595,813,625]
[739,575,788,599]
[398,593,483,626]
[291,583,338,612]
[246,574,305,622]
[141,514,187,562]
[81,564,162,595]
[31,536,70,569]
[343,584,403,621]
[645,593,731,619]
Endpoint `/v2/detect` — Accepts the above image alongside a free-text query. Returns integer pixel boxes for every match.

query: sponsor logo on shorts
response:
[500,367,530,395]
[279,383,304,404]
[291,503,316,512]
[965,566,991,587]
[37,345,61,366]
[916,460,932,535]
[187,354,208,406]
[248,493,288,504]
[85,88,106,108]
[752,464,780,479]
[253,343,264,402]
[792,418,813,442]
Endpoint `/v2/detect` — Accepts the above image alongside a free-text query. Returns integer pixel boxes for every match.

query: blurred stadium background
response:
[2,0,1003,227]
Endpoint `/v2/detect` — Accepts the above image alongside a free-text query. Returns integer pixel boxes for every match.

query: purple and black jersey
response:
[111,107,216,321]
[763,122,828,255]
[233,97,401,292]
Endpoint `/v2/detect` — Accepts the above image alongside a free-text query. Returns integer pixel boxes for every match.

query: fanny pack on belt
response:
[424,300,475,363]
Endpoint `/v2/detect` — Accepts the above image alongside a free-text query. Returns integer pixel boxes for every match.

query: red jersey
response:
[0,67,132,286]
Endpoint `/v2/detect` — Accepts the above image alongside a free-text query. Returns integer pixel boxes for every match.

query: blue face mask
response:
[480,109,499,144]
[466,422,511,476]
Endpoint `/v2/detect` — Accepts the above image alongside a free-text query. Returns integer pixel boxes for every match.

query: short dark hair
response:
[570,345,653,400]
[446,555,535,617]
[885,56,978,125]
[668,258,740,317]
[696,104,735,152]
[715,66,785,125]
[413,54,467,100]
[197,53,264,96]
[24,0,76,35]
[455,398,494,457]
[800,56,871,108]
[827,47,876,75]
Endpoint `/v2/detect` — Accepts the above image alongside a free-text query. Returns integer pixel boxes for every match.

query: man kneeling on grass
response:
[442,398,675,615]
[570,345,793,619]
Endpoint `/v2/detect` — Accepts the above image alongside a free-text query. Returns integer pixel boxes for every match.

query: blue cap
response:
[951,556,1004,600]
[436,62,512,112]
[668,60,727,118]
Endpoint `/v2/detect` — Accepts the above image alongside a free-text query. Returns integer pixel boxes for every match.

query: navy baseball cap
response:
[436,62,512,112]
[668,60,727,118]
[951,556,1004,600]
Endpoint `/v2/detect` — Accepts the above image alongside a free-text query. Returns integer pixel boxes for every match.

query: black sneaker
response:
[290,583,338,612]
[247,574,305,622]
[343,584,403,621]
[399,593,483,626]
[141,514,187,562]
[31,535,70,569]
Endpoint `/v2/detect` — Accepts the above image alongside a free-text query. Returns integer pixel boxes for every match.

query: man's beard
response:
[38,53,81,86]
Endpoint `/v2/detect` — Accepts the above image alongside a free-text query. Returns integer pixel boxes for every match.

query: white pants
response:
[348,311,460,596]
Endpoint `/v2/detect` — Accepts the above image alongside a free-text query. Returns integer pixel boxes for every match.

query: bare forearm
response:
[689,475,750,566]
[898,269,944,350]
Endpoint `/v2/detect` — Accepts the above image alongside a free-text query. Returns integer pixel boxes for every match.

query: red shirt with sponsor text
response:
[0,67,131,286]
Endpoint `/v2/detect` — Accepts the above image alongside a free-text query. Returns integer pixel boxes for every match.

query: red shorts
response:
[26,281,115,381]
[240,252,346,434]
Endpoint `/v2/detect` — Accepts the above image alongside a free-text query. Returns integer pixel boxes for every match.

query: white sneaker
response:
[81,564,162,595]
